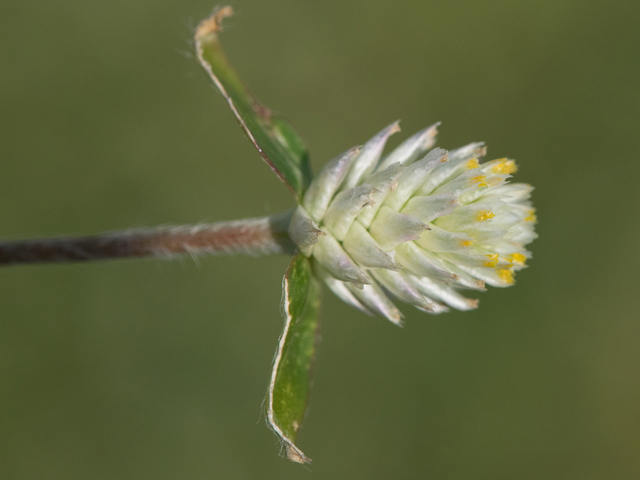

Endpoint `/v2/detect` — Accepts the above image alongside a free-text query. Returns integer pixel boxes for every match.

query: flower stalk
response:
[0,213,294,266]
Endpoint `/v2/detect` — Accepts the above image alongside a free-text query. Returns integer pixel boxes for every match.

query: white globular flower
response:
[288,121,537,325]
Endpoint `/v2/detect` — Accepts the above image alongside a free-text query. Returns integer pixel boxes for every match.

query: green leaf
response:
[195,7,313,201]
[267,254,321,464]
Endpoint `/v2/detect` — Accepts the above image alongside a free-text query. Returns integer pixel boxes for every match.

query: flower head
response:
[288,122,537,325]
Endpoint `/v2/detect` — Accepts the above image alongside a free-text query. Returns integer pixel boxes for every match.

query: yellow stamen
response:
[461,240,474,248]
[497,269,515,284]
[476,210,495,221]
[491,158,518,174]
[525,209,537,222]
[511,253,527,264]
[467,157,479,169]
[471,174,488,187]
[484,254,499,268]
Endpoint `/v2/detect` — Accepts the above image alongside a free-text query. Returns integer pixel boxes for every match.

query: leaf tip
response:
[195,5,234,41]
[285,444,313,464]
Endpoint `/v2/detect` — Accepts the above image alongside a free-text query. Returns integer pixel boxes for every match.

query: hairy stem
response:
[0,211,295,267]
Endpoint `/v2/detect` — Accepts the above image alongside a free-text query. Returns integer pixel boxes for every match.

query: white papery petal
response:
[455,264,515,288]
[436,259,487,290]
[313,261,373,315]
[416,305,450,314]
[369,207,429,251]
[412,275,479,311]
[433,201,504,232]
[493,243,530,255]
[401,194,458,224]
[303,146,361,222]
[438,252,510,270]
[357,163,405,227]
[504,223,538,244]
[343,221,401,270]
[313,234,370,285]
[376,123,439,172]
[342,121,401,189]
[370,268,435,310]
[323,184,377,240]
[480,183,533,204]
[415,224,475,253]
[448,142,486,160]
[417,153,481,195]
[430,170,488,197]
[383,148,448,210]
[402,274,450,310]
[467,229,508,246]
[458,174,511,204]
[474,211,525,232]
[346,282,403,325]
[397,244,486,290]
[394,242,459,284]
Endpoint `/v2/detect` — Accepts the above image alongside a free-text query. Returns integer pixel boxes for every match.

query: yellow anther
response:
[461,240,474,248]
[491,159,518,174]
[467,157,479,169]
[511,253,527,264]
[484,254,499,268]
[476,210,495,221]
[471,174,488,187]
[497,269,515,284]
[525,209,537,222]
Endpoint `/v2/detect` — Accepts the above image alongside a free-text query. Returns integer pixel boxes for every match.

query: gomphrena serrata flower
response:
[289,122,537,325]
[0,6,541,464]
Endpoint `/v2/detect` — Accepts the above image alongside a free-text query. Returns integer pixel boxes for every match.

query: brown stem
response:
[0,212,295,267]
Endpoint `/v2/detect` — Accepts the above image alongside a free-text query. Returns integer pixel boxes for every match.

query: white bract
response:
[289,122,537,325]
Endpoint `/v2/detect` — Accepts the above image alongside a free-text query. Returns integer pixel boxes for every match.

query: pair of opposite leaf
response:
[195,7,537,464]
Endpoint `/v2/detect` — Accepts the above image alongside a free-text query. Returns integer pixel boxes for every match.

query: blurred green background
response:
[1,1,639,478]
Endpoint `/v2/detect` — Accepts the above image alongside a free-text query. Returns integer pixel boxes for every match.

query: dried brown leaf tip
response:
[195,5,234,40]
[285,444,311,464]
